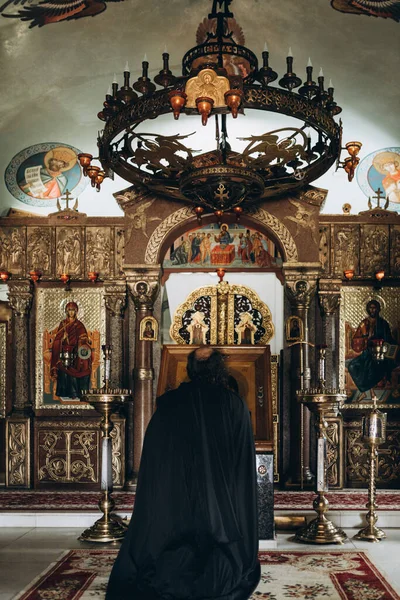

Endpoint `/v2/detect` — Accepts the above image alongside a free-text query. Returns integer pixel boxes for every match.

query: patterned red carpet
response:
[13,549,400,600]
[1,489,400,511]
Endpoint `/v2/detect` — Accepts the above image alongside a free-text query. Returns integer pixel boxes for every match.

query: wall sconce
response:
[77,153,93,176]
[216,268,225,283]
[194,206,204,223]
[233,206,243,221]
[343,269,355,280]
[336,141,362,182]
[29,269,42,283]
[88,271,99,283]
[0,271,10,283]
[60,273,71,291]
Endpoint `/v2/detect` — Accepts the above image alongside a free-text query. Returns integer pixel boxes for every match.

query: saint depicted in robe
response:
[235,312,257,345]
[187,311,209,345]
[20,147,77,200]
[50,301,92,399]
[348,300,398,400]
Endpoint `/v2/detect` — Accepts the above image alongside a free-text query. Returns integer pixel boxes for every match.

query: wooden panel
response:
[157,345,273,452]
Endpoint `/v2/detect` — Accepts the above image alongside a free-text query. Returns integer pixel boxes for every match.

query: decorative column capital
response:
[7,280,33,316]
[318,279,342,316]
[125,267,161,310]
[283,263,320,308]
[104,280,127,318]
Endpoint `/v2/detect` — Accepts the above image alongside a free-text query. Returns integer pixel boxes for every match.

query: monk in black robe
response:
[106,347,260,600]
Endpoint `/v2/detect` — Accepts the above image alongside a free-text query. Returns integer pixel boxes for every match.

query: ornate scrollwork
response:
[170,282,274,346]
[110,421,123,487]
[0,323,6,419]
[6,420,29,487]
[104,283,127,318]
[38,429,97,483]
[247,207,298,263]
[8,281,33,316]
[326,421,339,487]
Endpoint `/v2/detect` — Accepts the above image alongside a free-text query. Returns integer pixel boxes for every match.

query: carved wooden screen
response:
[170,281,274,346]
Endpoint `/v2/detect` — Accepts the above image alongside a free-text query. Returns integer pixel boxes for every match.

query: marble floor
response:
[0,528,399,599]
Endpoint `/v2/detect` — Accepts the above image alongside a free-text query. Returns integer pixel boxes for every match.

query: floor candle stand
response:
[79,345,131,543]
[294,346,348,544]
[353,404,387,543]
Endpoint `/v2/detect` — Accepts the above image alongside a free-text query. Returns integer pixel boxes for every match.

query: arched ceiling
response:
[0,0,399,217]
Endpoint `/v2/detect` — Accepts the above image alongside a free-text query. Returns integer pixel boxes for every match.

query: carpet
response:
[1,490,400,511]
[13,549,400,600]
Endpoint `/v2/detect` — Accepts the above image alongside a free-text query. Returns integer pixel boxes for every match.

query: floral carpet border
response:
[13,549,400,600]
[1,489,400,511]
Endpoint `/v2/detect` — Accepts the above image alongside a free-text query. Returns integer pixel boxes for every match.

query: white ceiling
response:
[0,0,399,217]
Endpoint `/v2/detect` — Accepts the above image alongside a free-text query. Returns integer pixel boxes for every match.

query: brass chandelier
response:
[79,0,361,213]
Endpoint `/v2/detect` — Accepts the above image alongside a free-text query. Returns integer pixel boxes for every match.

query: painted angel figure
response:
[126,200,162,243]
[285,199,318,244]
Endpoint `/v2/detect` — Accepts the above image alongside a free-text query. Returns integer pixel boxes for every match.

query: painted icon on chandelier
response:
[5,143,87,207]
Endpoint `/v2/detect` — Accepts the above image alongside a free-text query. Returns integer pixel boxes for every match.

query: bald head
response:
[187,347,229,387]
[193,346,214,361]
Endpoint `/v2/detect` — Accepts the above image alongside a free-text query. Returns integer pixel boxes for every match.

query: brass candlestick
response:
[294,346,348,544]
[354,401,387,542]
[79,344,131,543]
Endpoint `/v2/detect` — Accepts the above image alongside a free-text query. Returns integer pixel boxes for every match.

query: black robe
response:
[106,381,260,600]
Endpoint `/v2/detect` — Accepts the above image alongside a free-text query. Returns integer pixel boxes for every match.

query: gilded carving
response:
[185,68,230,108]
[111,420,124,487]
[56,227,83,275]
[27,227,51,274]
[104,283,127,318]
[271,354,279,483]
[170,285,217,345]
[0,323,6,418]
[0,227,26,274]
[391,225,400,275]
[333,225,359,275]
[299,187,328,207]
[6,419,30,487]
[115,228,125,276]
[8,280,33,316]
[319,226,329,273]
[284,199,318,244]
[318,280,342,316]
[361,225,389,276]
[170,282,274,346]
[326,421,339,487]
[86,227,111,275]
[346,428,400,484]
[38,429,97,483]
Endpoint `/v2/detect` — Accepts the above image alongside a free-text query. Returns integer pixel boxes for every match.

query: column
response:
[318,279,342,388]
[125,268,160,478]
[284,266,319,487]
[318,279,344,488]
[6,280,33,488]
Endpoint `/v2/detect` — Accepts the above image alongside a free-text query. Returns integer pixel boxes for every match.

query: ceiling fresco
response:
[0,0,399,217]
